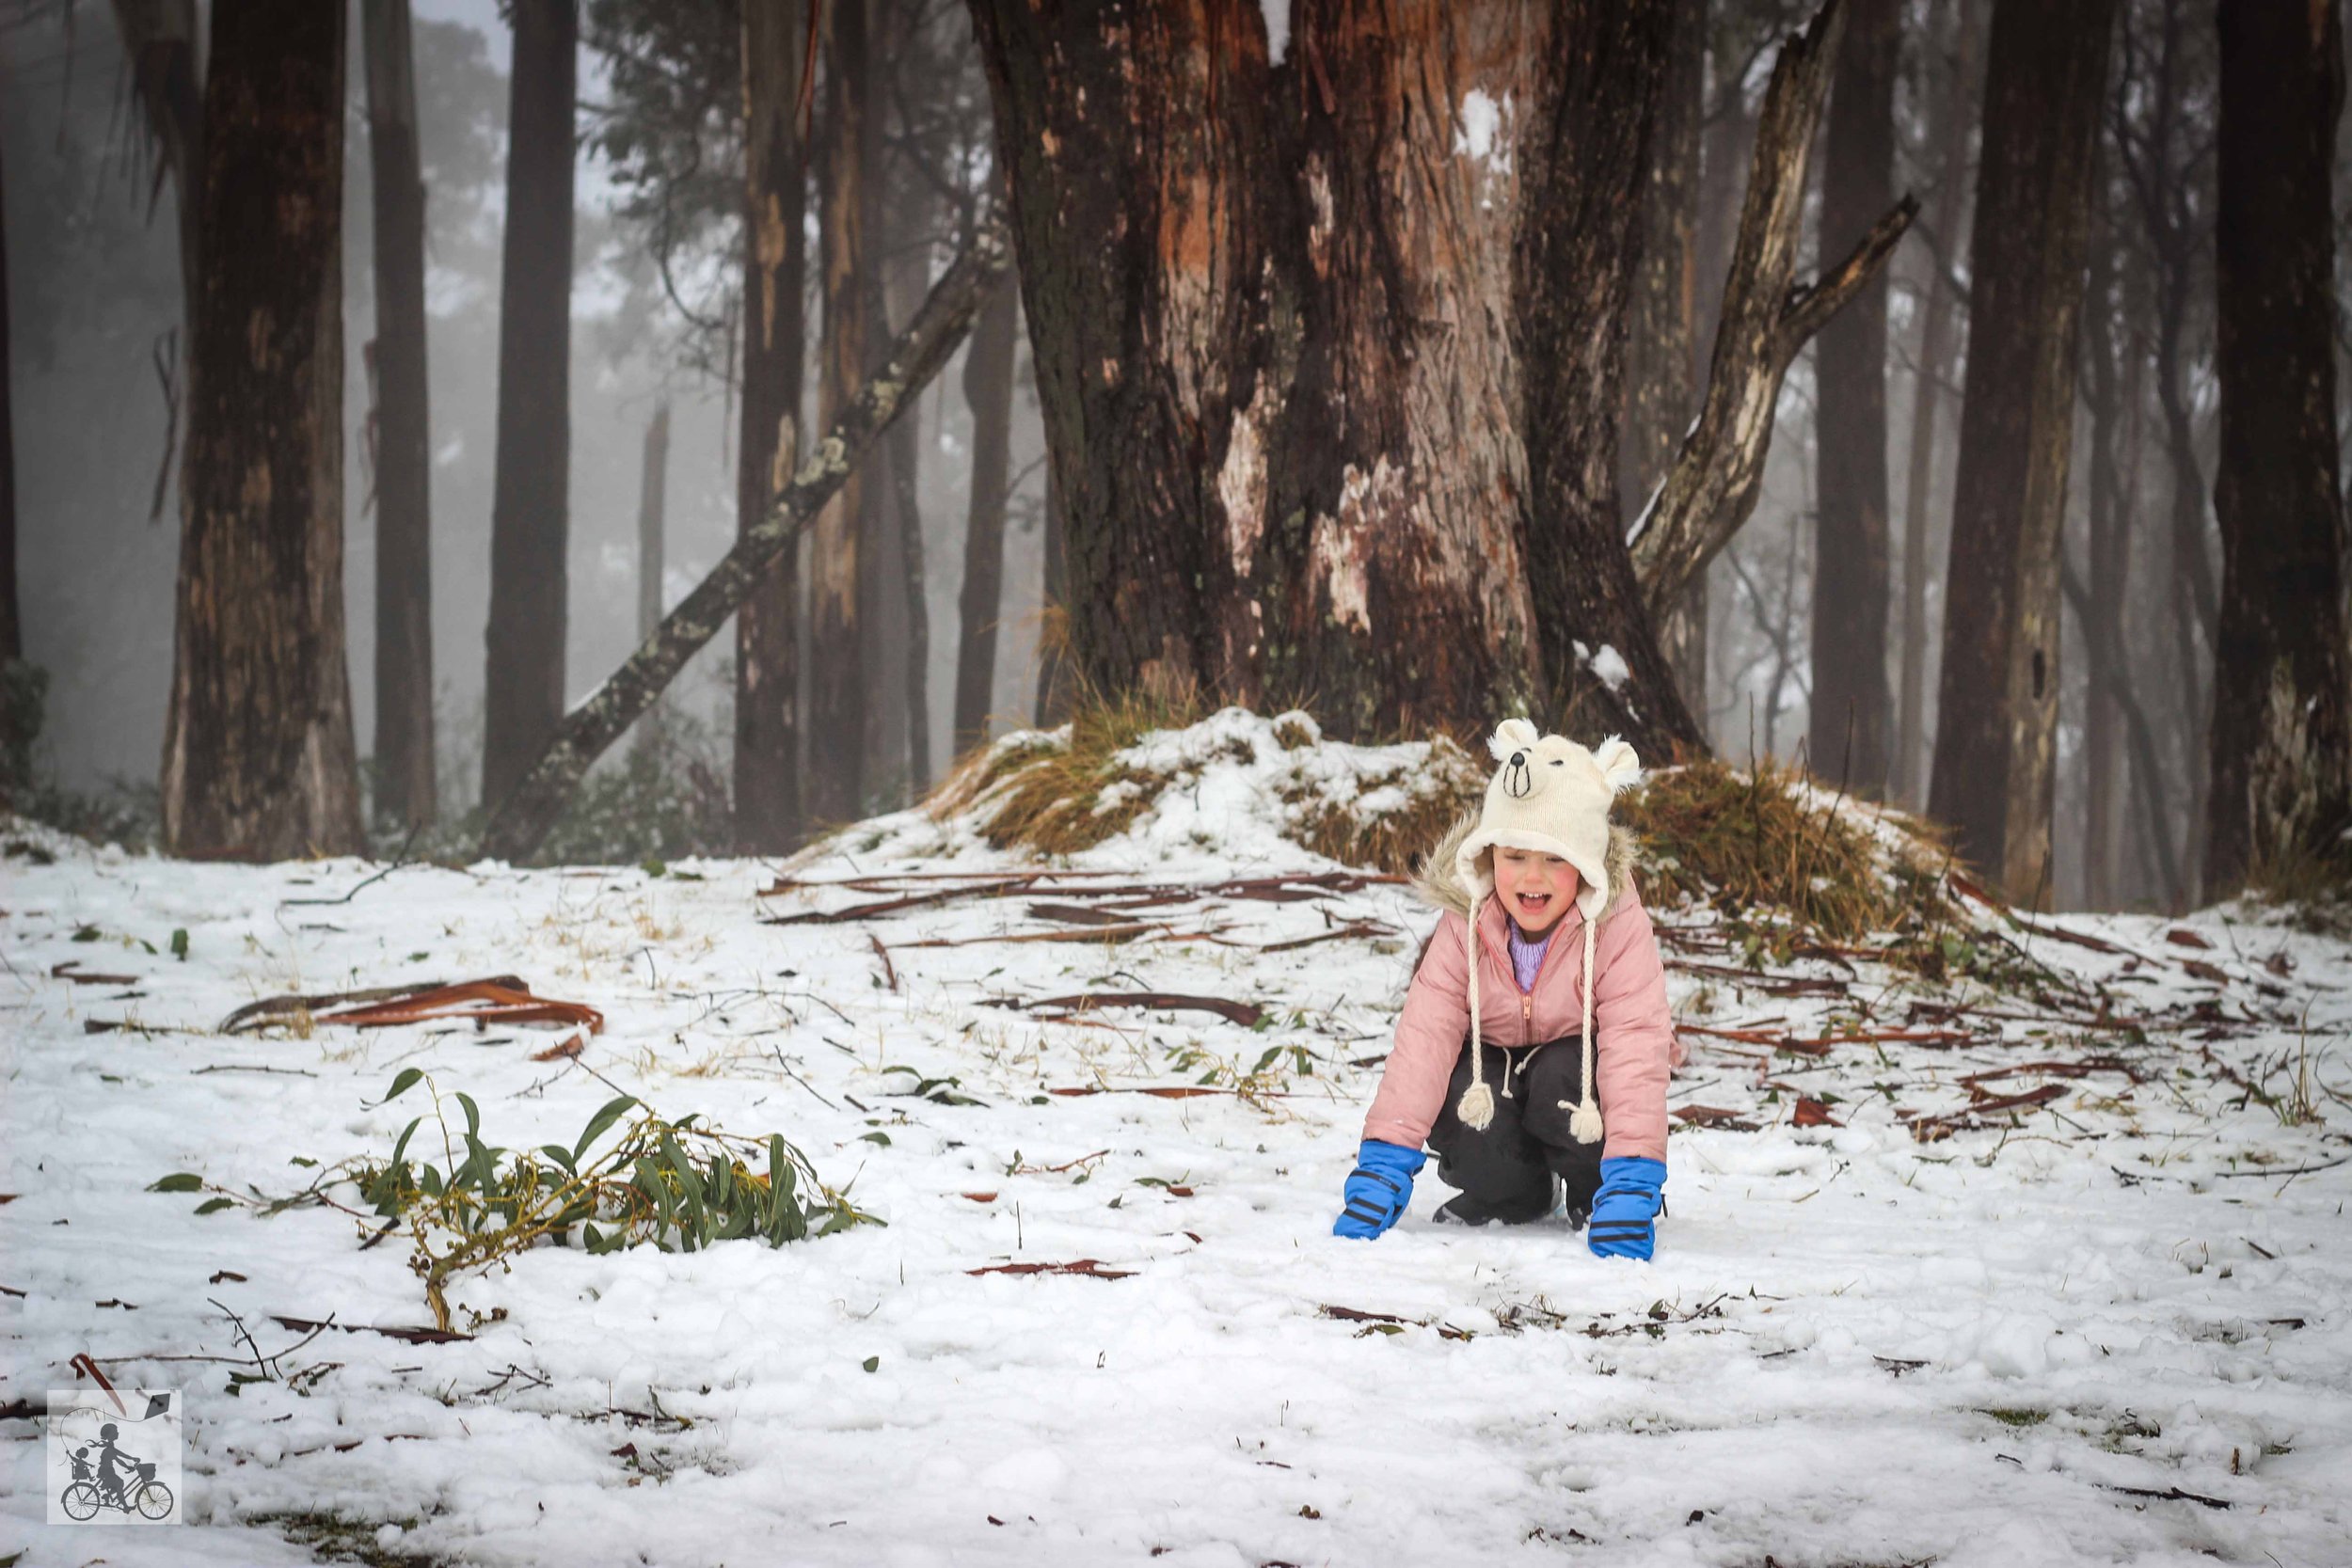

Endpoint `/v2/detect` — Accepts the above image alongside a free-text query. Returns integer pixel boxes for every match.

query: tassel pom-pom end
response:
[1568,1101,1604,1144]
[1455,1082,1496,1132]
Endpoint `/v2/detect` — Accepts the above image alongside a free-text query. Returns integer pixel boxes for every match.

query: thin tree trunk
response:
[1927,0,2116,905]
[1894,0,1980,808]
[2080,219,2125,909]
[160,0,363,860]
[2204,0,2352,894]
[810,0,874,824]
[1624,0,1708,722]
[1807,0,1898,791]
[1033,460,1073,727]
[0,129,16,671]
[734,0,809,853]
[363,0,437,832]
[884,258,933,798]
[955,274,1020,758]
[476,223,1011,863]
[637,404,670,642]
[970,0,1698,754]
[481,0,577,815]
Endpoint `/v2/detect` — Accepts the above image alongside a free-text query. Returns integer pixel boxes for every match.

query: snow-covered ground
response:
[5,723,2350,1567]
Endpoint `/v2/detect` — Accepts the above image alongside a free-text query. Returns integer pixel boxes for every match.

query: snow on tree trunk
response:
[160,0,363,860]
[481,0,577,814]
[2204,0,2352,894]
[1928,0,2116,905]
[735,0,810,852]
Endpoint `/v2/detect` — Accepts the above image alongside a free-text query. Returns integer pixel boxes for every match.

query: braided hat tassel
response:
[1565,915,1604,1144]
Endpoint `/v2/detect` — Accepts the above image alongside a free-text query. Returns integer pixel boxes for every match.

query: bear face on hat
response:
[1454,717,1640,923]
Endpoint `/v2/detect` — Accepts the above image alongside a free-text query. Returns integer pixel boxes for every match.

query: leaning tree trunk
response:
[1626,0,1915,626]
[969,0,1701,754]
[363,0,437,832]
[734,0,809,852]
[478,224,1011,863]
[1621,0,1707,721]
[1927,0,2117,904]
[1807,0,1897,791]
[882,251,934,798]
[160,0,363,859]
[2204,0,2352,895]
[0,129,17,672]
[954,272,1021,759]
[481,0,577,815]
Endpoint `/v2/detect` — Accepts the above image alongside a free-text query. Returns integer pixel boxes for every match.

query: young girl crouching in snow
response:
[1332,719,1685,1259]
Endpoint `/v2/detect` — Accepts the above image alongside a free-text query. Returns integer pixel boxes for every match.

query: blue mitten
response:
[1587,1156,1665,1260]
[1332,1139,1426,1239]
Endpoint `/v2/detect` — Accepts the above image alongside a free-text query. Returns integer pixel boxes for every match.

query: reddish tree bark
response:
[364,0,437,831]
[735,0,809,851]
[1927,0,2117,903]
[160,0,363,859]
[481,0,577,814]
[1808,0,1897,790]
[2204,0,2352,893]
[968,0,1699,754]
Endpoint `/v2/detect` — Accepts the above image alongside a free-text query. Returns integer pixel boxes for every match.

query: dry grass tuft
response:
[928,687,1203,857]
[1618,753,1956,944]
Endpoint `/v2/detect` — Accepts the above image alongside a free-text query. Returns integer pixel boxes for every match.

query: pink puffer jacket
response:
[1361,820,1685,1164]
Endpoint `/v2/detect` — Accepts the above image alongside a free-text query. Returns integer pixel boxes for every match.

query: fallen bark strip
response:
[1047,1085,1295,1101]
[761,875,1045,925]
[477,219,1013,863]
[268,1313,472,1344]
[52,961,140,985]
[315,980,604,1034]
[1667,959,1851,996]
[1959,1058,2142,1086]
[966,1259,1135,1279]
[219,975,527,1034]
[2105,1484,2233,1511]
[1021,991,1264,1028]
[897,924,1168,948]
[1906,1083,2068,1140]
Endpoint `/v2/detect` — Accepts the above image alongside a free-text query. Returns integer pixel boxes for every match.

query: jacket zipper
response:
[1480,905,1583,1047]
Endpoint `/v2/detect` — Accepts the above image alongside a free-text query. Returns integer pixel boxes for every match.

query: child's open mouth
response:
[1515,891,1552,916]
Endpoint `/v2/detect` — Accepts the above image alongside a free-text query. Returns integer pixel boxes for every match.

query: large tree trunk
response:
[1806,0,1897,790]
[363,0,437,832]
[1927,0,2116,904]
[968,0,1699,754]
[0,130,16,672]
[808,0,878,823]
[477,224,1011,863]
[2079,217,2130,909]
[2204,0,2352,894]
[1033,461,1073,726]
[734,0,809,852]
[160,0,362,860]
[481,0,577,816]
[954,275,1021,759]
[1893,0,1980,808]
[1622,0,1708,722]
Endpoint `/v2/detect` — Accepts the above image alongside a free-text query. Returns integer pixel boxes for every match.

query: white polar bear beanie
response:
[1449,718,1642,1141]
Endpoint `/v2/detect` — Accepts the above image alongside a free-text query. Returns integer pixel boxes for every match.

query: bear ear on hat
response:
[1591,736,1642,794]
[1487,717,1541,762]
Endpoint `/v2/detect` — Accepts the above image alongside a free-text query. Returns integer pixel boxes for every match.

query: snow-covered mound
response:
[3,784,2350,1565]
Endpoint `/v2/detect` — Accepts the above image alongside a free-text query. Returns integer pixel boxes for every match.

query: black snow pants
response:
[1426,1037,1606,1223]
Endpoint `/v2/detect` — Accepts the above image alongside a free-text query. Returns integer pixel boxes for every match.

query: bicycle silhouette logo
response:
[45,1381,182,1527]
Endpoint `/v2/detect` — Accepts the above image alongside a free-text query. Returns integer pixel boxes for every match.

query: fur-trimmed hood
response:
[1411,807,1642,928]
